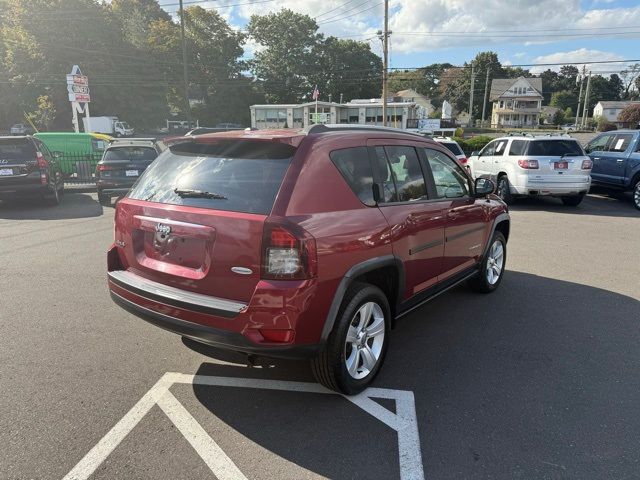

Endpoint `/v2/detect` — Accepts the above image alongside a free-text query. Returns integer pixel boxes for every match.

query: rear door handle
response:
[616,159,624,163]
[592,157,600,161]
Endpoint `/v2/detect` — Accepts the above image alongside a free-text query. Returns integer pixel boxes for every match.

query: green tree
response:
[552,109,565,125]
[550,90,577,111]
[248,9,322,103]
[26,95,56,131]
[309,37,382,102]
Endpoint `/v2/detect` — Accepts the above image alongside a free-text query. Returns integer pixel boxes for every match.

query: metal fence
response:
[58,152,101,185]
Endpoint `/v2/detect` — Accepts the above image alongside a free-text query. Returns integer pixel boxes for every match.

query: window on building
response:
[293,108,303,128]
[609,109,617,116]
[309,107,331,125]
[348,108,360,124]
[365,107,383,124]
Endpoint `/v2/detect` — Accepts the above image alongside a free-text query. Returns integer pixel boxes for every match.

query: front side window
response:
[585,134,613,153]
[128,140,294,215]
[424,149,470,199]
[480,141,497,157]
[330,147,375,206]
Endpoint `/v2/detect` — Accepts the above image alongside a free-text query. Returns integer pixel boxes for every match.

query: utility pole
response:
[481,68,490,126]
[179,0,191,126]
[381,0,389,127]
[575,66,585,126]
[469,63,476,127]
[582,71,592,128]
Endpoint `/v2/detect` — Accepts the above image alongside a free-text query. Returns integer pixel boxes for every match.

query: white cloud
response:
[529,48,626,74]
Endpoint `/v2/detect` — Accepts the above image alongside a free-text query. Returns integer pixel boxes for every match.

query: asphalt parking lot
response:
[1,192,639,480]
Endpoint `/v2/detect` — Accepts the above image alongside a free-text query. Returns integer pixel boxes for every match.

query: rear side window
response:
[609,133,634,152]
[508,140,528,156]
[104,147,158,161]
[381,146,427,202]
[128,140,294,215]
[440,142,463,156]
[0,139,36,161]
[330,147,375,206]
[527,140,583,156]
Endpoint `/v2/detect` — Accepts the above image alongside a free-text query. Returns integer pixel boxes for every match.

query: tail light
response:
[261,220,317,280]
[96,164,114,172]
[36,152,48,184]
[581,159,593,170]
[518,159,539,169]
[459,157,468,165]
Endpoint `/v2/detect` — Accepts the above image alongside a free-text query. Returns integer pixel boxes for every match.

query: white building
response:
[250,99,421,130]
[490,77,543,128]
[593,101,640,125]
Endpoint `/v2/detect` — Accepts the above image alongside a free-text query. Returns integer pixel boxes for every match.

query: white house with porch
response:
[490,77,543,128]
[250,99,421,130]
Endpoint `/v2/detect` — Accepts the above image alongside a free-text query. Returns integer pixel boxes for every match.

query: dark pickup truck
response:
[585,130,640,210]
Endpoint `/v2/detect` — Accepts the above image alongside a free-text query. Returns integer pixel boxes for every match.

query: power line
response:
[318,1,382,25]
[314,0,362,20]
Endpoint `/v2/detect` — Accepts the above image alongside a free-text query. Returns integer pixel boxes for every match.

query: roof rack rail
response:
[303,124,425,137]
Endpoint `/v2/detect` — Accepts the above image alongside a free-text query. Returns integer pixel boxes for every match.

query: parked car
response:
[584,130,640,211]
[0,135,64,205]
[107,124,510,394]
[433,136,468,166]
[10,123,33,135]
[467,135,592,206]
[95,139,162,205]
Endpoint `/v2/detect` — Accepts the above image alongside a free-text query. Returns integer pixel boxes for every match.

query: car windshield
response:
[527,140,584,156]
[104,146,157,161]
[440,142,464,156]
[0,139,36,160]
[127,140,294,215]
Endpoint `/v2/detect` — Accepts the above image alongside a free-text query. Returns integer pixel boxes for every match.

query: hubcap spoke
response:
[346,349,360,377]
[366,316,385,338]
[357,303,374,331]
[345,325,358,344]
[360,346,377,372]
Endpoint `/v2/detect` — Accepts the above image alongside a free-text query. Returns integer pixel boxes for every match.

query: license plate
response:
[554,161,568,170]
[0,168,13,176]
[125,170,139,177]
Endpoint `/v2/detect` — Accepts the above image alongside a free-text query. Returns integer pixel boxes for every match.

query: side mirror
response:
[474,177,495,197]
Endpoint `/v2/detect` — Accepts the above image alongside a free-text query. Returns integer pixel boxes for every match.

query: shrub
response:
[454,127,464,138]
[453,135,493,155]
[597,116,617,132]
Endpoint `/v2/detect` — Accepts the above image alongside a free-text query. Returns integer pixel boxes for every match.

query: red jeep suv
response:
[108,125,510,394]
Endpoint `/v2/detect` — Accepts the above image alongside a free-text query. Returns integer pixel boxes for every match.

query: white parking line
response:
[62,373,424,480]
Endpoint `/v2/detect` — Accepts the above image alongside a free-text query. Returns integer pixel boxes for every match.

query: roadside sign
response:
[311,112,329,124]
[67,65,90,103]
[418,118,440,130]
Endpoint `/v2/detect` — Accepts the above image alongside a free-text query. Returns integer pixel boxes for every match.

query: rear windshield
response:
[527,140,583,156]
[0,139,36,161]
[127,140,294,215]
[104,146,157,161]
[440,142,463,156]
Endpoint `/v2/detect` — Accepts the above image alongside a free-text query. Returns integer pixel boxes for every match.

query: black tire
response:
[497,175,514,205]
[561,193,585,207]
[468,231,507,293]
[97,192,110,206]
[43,185,60,206]
[633,178,640,211]
[311,282,391,395]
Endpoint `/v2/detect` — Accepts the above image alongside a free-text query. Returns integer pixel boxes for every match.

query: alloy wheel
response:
[344,302,385,380]
[634,182,640,209]
[486,240,504,285]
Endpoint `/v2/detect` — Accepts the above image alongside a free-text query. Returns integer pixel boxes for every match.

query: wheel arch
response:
[320,255,404,342]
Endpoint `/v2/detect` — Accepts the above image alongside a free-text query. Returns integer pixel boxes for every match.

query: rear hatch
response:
[0,138,40,187]
[97,145,158,185]
[525,139,590,183]
[113,139,295,303]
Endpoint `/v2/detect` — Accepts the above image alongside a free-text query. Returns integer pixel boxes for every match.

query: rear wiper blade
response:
[174,188,227,199]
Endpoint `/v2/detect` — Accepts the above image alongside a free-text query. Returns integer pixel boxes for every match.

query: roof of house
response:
[595,100,640,109]
[395,89,425,98]
[490,77,543,101]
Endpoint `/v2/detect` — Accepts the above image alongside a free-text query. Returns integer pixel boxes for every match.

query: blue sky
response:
[159,0,640,74]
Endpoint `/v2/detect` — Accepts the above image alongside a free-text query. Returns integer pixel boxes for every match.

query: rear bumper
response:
[511,174,591,196]
[0,181,48,198]
[96,180,135,197]
[110,290,320,359]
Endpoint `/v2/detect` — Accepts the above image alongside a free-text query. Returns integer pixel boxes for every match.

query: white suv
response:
[468,135,592,206]
[433,137,468,166]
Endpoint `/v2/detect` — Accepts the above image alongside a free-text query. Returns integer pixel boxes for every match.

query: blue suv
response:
[585,130,640,210]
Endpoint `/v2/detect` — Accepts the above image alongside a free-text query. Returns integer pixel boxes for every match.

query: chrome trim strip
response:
[108,270,247,315]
